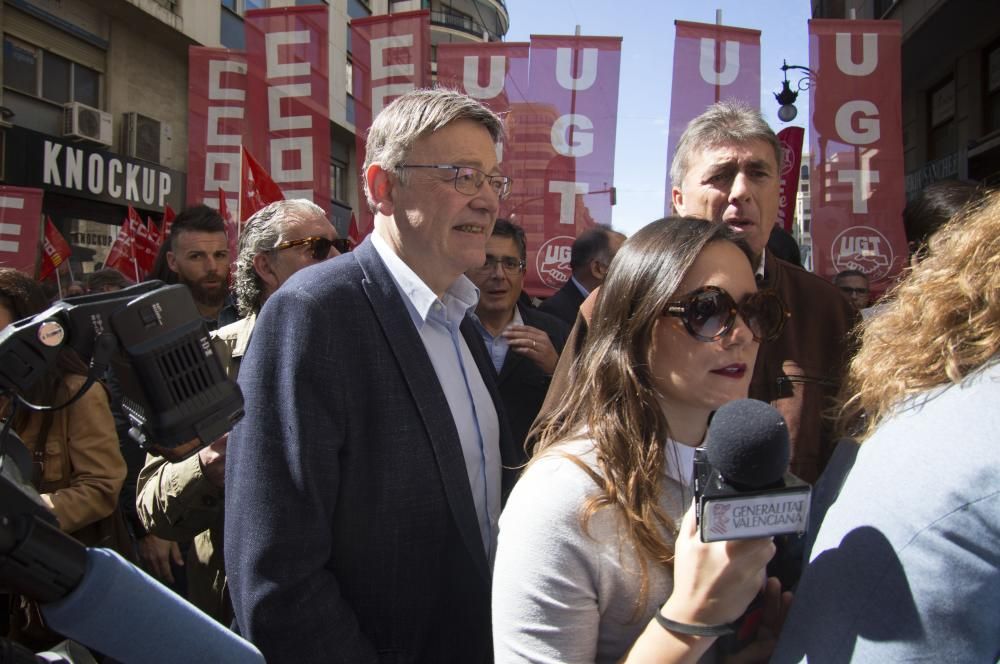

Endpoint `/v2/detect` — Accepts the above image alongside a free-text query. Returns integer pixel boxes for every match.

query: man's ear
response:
[671,187,686,216]
[366,164,395,216]
[165,251,178,272]
[253,252,280,292]
[589,257,608,282]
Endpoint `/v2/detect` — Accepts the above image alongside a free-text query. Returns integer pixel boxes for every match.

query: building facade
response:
[812,0,1000,199]
[0,0,508,275]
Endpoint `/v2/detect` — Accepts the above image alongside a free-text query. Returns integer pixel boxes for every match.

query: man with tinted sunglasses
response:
[137,199,340,624]
[224,89,518,663]
[542,101,857,488]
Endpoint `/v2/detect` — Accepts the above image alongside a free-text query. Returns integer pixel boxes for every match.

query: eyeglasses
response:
[664,286,788,343]
[470,254,526,275]
[399,164,512,200]
[272,236,342,260]
[838,286,868,296]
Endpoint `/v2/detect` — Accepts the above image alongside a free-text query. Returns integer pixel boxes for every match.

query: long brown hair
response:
[530,218,752,605]
[839,188,1000,440]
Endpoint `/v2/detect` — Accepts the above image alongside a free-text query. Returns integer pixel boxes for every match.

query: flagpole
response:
[238,145,245,235]
[55,268,63,300]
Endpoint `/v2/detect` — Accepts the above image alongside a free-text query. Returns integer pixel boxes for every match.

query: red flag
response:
[106,220,139,282]
[347,213,361,248]
[147,217,163,250]
[219,188,240,266]
[162,204,176,238]
[128,206,157,277]
[239,146,284,222]
[776,127,805,233]
[39,216,72,281]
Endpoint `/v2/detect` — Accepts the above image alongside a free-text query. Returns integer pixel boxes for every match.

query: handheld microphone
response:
[693,399,811,542]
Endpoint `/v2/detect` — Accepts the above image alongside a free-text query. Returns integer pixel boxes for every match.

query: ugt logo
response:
[710,503,732,536]
[831,225,894,283]
[535,235,574,290]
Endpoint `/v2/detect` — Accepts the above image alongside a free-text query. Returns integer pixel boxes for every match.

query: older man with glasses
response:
[465,219,570,464]
[136,198,340,625]
[224,89,519,663]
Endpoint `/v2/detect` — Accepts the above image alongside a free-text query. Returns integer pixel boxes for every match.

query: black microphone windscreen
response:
[705,399,790,488]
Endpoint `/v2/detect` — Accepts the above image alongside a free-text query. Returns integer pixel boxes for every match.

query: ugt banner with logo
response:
[665,21,760,215]
[809,20,907,290]
[351,11,431,240]
[245,5,329,212]
[187,47,247,214]
[518,35,622,298]
[0,186,43,275]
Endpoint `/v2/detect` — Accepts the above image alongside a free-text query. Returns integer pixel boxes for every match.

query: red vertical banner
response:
[776,126,805,233]
[519,35,622,298]
[39,216,73,281]
[809,20,906,291]
[350,11,430,240]
[665,21,761,215]
[0,186,43,276]
[188,47,248,215]
[245,5,330,212]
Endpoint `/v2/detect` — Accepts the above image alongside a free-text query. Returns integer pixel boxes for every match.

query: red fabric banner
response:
[39,216,72,281]
[776,126,805,233]
[162,204,176,238]
[240,146,285,223]
[244,6,329,213]
[517,35,622,298]
[808,20,907,290]
[665,21,761,215]
[187,47,248,209]
[127,206,157,277]
[350,10,431,240]
[106,220,139,282]
[0,186,43,276]
[347,212,361,249]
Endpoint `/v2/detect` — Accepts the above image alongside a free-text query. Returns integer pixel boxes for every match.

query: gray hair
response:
[234,198,327,316]
[670,101,783,188]
[362,88,505,211]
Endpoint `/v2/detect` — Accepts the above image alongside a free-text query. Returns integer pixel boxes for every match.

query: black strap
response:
[655,611,736,637]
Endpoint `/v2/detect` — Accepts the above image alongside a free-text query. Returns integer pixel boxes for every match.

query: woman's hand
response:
[660,504,776,628]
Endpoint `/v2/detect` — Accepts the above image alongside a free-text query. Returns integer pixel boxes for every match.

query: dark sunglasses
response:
[273,236,351,260]
[838,286,868,296]
[663,286,788,343]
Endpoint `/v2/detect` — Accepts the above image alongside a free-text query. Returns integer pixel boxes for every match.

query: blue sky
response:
[504,0,813,234]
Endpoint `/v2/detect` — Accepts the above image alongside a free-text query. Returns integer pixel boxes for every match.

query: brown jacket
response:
[17,374,127,533]
[539,255,858,484]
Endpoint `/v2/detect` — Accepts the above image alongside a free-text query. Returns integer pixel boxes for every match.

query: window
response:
[928,78,956,161]
[221,0,270,49]
[986,42,1000,134]
[3,35,102,107]
[331,159,347,202]
[347,0,371,54]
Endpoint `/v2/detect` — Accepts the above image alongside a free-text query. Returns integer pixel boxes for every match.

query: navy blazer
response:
[537,280,586,327]
[225,239,517,663]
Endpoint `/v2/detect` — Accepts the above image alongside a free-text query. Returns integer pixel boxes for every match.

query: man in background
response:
[466,219,569,463]
[165,205,238,330]
[137,199,340,623]
[538,225,625,326]
[834,270,870,311]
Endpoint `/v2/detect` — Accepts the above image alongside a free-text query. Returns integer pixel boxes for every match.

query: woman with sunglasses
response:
[492,218,789,663]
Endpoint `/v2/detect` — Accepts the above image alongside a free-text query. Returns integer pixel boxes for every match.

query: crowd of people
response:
[1,87,997,663]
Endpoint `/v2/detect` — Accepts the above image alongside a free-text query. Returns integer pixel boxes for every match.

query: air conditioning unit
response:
[123,111,162,164]
[63,101,113,146]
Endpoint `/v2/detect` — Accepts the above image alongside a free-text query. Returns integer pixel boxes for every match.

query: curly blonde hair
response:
[839,188,1000,440]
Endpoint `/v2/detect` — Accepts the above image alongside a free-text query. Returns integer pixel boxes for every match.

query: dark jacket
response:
[486,305,569,465]
[537,280,586,327]
[539,255,857,484]
[224,239,517,663]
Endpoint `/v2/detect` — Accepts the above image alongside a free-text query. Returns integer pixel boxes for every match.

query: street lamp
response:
[774,60,814,123]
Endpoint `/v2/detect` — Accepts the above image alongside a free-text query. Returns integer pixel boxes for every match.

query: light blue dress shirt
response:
[471,306,524,374]
[371,232,502,563]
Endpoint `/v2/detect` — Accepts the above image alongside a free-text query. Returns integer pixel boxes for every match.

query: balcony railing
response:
[430,11,498,41]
